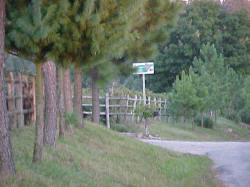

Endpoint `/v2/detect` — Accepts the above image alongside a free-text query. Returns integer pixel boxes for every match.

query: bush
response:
[135,103,157,119]
[240,109,250,124]
[224,112,240,123]
[111,123,129,132]
[194,115,214,129]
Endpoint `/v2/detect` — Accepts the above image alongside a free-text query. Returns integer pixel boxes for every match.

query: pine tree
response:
[189,68,209,127]
[6,0,67,162]
[168,71,199,129]
[193,44,228,122]
[0,0,16,177]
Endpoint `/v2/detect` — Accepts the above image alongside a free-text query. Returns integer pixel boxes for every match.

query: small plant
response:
[135,103,157,136]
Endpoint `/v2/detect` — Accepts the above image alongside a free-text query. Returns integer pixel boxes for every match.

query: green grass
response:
[126,118,250,141]
[1,122,219,187]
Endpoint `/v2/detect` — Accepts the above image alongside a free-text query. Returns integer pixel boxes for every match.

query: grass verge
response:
[116,118,250,141]
[2,122,218,187]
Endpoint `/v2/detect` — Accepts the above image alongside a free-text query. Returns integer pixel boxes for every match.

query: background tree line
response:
[147,0,249,92]
[143,0,249,129]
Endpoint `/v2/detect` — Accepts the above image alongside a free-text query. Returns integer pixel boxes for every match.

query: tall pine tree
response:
[0,0,16,177]
[6,0,67,162]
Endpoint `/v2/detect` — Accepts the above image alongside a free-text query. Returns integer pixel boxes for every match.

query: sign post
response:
[133,62,154,105]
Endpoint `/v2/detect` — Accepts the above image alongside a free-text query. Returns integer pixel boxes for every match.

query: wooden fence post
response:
[31,76,36,123]
[124,94,129,122]
[158,98,162,121]
[17,73,24,128]
[117,94,122,122]
[164,99,167,122]
[132,95,137,122]
[105,92,110,128]
[7,72,16,130]
[148,96,151,105]
[137,96,142,123]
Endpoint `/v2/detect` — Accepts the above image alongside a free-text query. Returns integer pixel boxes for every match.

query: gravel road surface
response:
[141,140,250,187]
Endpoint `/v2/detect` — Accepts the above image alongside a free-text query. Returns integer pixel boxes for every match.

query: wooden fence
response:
[82,93,167,128]
[5,72,36,130]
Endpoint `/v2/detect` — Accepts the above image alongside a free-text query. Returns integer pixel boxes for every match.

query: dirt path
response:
[141,140,250,187]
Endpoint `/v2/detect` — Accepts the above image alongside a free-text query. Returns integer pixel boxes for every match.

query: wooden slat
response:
[83,111,106,115]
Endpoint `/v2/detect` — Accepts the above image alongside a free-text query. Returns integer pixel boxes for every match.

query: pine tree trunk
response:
[214,111,217,124]
[63,68,73,129]
[192,117,195,131]
[32,63,44,163]
[201,112,204,128]
[73,65,83,128]
[58,65,65,137]
[91,67,100,124]
[43,61,57,147]
[183,110,186,129]
[0,0,16,176]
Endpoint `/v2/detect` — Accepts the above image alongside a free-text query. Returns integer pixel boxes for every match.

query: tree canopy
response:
[147,0,250,93]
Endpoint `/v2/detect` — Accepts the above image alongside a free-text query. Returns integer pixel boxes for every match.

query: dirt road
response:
[141,140,250,187]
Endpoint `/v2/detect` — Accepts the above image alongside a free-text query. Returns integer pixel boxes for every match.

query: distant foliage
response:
[147,0,250,92]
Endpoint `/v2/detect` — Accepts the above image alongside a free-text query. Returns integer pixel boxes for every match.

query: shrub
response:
[195,115,214,129]
[135,103,157,119]
[224,112,240,123]
[111,123,129,132]
[240,109,250,124]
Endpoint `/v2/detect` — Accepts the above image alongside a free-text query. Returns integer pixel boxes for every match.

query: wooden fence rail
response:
[4,72,166,130]
[82,94,167,128]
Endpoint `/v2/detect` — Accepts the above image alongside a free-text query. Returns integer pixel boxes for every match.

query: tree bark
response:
[32,63,44,163]
[183,110,186,129]
[43,61,57,147]
[91,67,100,124]
[58,65,65,137]
[63,68,73,129]
[192,117,195,131]
[201,113,204,128]
[0,0,16,177]
[73,65,83,128]
[214,111,217,124]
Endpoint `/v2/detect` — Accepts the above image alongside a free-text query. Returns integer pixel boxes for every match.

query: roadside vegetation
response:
[2,122,219,187]
[112,118,250,141]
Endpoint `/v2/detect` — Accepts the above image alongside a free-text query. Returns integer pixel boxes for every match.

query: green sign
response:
[133,62,154,74]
